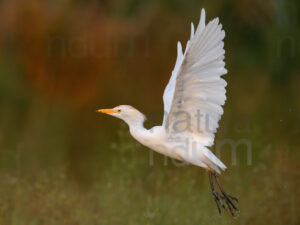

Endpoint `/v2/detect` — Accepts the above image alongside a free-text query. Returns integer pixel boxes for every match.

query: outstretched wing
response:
[162,9,227,147]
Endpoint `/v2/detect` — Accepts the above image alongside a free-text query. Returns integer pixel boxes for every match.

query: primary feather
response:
[163,8,227,148]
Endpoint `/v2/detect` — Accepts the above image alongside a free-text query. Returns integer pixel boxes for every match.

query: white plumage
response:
[161,8,227,173]
[97,9,239,216]
[98,8,227,174]
[163,9,227,146]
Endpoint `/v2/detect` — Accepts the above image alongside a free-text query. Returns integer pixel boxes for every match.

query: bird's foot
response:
[219,191,239,217]
[212,189,239,217]
[209,171,239,217]
[212,190,225,214]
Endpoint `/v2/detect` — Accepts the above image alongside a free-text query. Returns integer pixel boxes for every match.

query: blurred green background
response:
[0,0,299,224]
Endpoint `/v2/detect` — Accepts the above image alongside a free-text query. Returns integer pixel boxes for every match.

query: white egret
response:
[97,9,238,216]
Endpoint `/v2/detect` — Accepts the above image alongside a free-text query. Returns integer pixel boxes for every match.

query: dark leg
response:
[208,172,225,214]
[208,170,239,217]
[214,173,239,216]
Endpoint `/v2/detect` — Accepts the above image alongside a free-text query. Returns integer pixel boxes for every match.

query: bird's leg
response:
[208,171,225,214]
[213,172,239,217]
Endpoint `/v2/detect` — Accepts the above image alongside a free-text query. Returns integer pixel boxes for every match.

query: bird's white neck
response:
[123,114,153,146]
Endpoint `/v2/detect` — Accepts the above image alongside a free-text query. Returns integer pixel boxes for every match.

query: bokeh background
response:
[0,0,299,224]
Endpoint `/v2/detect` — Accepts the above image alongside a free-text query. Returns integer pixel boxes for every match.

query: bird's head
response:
[96,105,146,126]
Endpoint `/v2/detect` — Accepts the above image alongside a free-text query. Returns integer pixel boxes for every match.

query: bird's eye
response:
[117,109,121,113]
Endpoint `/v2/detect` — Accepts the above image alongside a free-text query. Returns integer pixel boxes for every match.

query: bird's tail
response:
[201,146,226,174]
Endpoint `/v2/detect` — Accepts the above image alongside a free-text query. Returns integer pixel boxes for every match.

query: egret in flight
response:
[97,9,239,216]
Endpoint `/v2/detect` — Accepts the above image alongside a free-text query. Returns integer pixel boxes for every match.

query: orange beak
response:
[96,109,119,114]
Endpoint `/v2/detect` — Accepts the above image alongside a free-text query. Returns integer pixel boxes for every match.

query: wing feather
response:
[162,9,227,148]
